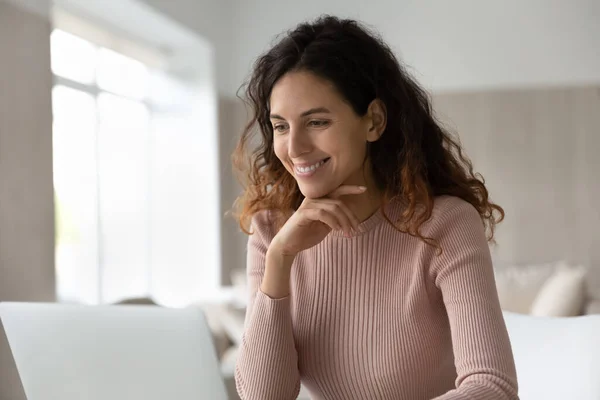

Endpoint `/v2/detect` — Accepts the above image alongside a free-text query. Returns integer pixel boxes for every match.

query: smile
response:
[294,158,330,177]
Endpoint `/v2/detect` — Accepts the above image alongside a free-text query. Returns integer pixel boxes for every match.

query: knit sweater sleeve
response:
[234,211,301,400]
[427,198,519,400]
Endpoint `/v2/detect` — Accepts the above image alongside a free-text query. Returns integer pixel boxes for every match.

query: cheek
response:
[273,138,285,159]
[337,136,366,164]
[329,124,366,154]
[273,139,291,169]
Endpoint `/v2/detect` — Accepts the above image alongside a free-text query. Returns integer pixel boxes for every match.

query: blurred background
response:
[0,0,598,398]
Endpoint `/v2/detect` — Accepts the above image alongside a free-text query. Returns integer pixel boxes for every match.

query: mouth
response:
[293,157,330,178]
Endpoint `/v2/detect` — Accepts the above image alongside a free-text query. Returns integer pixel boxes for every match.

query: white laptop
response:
[0,302,228,400]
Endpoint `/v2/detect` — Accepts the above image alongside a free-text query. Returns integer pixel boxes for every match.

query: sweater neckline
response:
[330,207,385,237]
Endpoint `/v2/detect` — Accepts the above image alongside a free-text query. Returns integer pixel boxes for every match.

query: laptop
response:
[0,302,228,400]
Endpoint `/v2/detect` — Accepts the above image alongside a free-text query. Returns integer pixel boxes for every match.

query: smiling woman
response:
[269,71,386,203]
[232,15,518,400]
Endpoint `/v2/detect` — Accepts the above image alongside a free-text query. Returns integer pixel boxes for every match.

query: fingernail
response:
[358,186,367,191]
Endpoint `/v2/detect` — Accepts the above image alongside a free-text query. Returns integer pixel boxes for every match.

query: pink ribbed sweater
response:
[235,196,519,400]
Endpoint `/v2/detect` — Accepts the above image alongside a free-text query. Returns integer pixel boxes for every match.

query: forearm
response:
[429,201,519,400]
[431,375,519,400]
[236,242,300,400]
[235,288,300,399]
[260,244,295,299]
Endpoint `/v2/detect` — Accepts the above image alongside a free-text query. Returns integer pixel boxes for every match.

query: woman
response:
[232,15,519,400]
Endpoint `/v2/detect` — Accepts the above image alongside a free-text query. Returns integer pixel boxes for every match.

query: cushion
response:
[530,264,586,317]
[494,262,558,314]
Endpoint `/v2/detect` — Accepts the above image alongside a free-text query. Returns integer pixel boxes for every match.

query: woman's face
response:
[270,71,381,199]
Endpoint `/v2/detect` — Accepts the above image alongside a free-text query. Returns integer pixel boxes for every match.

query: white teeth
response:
[296,159,326,174]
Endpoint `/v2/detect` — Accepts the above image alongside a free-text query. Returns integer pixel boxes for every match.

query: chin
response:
[297,183,331,200]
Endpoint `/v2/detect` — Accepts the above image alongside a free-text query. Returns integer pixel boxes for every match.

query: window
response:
[51,29,221,307]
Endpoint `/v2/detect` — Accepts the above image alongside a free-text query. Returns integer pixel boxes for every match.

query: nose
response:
[287,127,312,159]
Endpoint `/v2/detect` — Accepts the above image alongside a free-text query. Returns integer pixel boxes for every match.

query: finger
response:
[319,202,353,234]
[304,200,353,234]
[318,198,360,232]
[302,208,343,231]
[327,185,367,200]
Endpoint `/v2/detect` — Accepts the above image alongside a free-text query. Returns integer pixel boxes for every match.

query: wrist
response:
[268,237,297,263]
[266,243,296,271]
[262,244,295,299]
[261,240,295,299]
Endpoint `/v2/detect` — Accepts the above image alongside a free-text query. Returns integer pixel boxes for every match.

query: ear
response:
[365,99,387,142]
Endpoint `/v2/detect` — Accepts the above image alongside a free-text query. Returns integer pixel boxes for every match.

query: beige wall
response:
[218,97,251,284]
[0,1,55,302]
[0,1,55,397]
[432,87,600,299]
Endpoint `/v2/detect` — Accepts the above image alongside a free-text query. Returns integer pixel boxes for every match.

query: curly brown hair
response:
[232,15,504,245]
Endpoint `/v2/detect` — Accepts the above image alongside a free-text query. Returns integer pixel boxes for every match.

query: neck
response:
[346,188,382,222]
[342,166,383,222]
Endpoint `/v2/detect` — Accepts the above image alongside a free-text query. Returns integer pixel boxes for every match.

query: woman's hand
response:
[260,185,366,299]
[270,185,366,257]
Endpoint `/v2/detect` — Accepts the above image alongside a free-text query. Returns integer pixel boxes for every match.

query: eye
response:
[272,123,289,134]
[308,120,330,128]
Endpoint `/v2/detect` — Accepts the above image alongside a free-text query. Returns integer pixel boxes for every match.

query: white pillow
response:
[494,262,558,314]
[530,264,587,317]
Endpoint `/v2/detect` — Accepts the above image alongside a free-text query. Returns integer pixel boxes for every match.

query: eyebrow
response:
[270,107,332,120]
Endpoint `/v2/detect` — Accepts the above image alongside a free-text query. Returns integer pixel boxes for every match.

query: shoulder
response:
[430,195,481,227]
[251,209,274,231]
[384,195,481,235]
[422,195,485,240]
[426,197,494,284]
[249,209,278,245]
